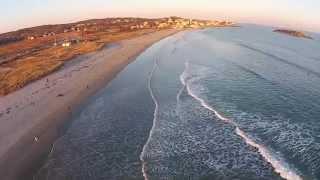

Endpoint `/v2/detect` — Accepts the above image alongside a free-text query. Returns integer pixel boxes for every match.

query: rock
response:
[273,29,313,39]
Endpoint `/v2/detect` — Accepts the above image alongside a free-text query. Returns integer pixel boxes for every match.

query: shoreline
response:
[0,29,180,180]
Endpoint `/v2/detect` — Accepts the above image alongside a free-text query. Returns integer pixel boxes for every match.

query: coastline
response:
[0,29,180,180]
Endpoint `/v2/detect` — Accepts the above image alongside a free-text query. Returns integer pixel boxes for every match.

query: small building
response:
[61,36,81,47]
[130,25,138,30]
[181,21,189,26]
[76,23,85,27]
[62,41,71,47]
[27,36,35,40]
[190,24,201,29]
[206,22,212,26]
[157,23,169,29]
[226,21,234,26]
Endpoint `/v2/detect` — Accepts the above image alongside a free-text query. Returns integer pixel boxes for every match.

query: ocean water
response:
[36,25,320,180]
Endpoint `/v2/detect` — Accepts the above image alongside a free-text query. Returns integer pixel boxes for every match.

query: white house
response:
[27,36,35,40]
[62,42,71,47]
[130,25,138,30]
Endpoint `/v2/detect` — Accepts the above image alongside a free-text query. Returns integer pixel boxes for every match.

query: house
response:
[61,38,77,47]
[143,22,151,28]
[62,41,71,47]
[70,37,81,44]
[180,20,189,26]
[190,24,201,29]
[130,25,138,30]
[27,36,35,40]
[226,21,234,26]
[76,23,85,27]
[206,22,212,26]
[157,23,169,29]
[173,22,185,29]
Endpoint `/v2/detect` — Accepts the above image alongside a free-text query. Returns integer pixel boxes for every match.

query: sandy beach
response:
[0,29,179,180]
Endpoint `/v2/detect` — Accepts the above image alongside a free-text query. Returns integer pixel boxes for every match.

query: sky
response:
[1,0,320,33]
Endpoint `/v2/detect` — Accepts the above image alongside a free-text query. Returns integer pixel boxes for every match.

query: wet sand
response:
[0,29,179,180]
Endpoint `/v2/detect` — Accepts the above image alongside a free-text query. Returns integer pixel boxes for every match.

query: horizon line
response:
[1,15,319,35]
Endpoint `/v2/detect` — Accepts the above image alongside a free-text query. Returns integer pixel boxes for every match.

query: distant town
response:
[0,17,234,47]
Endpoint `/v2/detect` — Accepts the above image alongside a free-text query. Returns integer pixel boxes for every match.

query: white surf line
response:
[33,143,56,180]
[180,61,302,180]
[176,85,186,112]
[235,128,302,180]
[176,70,187,111]
[140,58,160,180]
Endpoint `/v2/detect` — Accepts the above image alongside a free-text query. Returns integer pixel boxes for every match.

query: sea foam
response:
[140,58,160,180]
[180,61,302,180]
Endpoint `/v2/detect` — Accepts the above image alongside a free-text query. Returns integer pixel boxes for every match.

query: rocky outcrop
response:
[273,29,313,39]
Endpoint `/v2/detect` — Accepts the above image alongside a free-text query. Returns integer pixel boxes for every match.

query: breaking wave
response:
[140,57,160,180]
[180,61,302,180]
